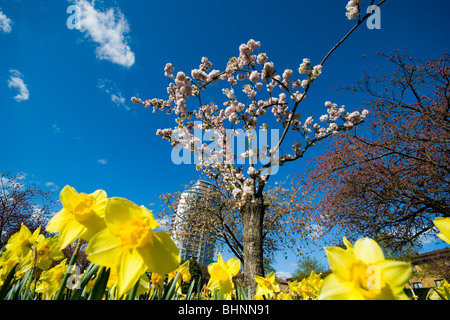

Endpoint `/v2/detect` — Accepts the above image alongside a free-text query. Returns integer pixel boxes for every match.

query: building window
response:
[412,282,423,289]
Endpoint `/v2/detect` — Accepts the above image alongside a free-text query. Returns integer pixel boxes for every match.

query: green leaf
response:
[162,271,179,300]
[126,279,140,300]
[0,263,18,300]
[70,263,99,300]
[185,279,196,300]
[87,266,110,300]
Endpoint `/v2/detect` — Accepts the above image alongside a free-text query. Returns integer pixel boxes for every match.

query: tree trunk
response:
[241,195,265,294]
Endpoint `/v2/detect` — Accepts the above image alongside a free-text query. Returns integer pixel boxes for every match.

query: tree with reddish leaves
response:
[0,172,57,249]
[304,51,450,251]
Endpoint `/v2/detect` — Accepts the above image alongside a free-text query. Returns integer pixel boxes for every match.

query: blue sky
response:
[1,0,449,278]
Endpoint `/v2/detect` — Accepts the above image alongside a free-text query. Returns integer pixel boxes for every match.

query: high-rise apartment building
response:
[171,180,219,266]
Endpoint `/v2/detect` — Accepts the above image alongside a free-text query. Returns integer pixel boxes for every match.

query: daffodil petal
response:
[57,218,86,249]
[318,274,353,300]
[117,248,146,297]
[207,278,221,291]
[90,189,107,202]
[92,198,107,218]
[226,258,241,276]
[324,246,353,282]
[46,209,73,233]
[434,217,450,244]
[378,260,412,292]
[353,237,385,264]
[141,205,160,229]
[104,197,143,234]
[254,275,266,286]
[60,185,77,208]
[138,231,180,275]
[267,271,276,283]
[86,228,122,267]
[343,237,353,250]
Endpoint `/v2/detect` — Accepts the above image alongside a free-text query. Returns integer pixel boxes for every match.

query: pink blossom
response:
[207,70,221,83]
[249,71,260,82]
[232,188,242,198]
[191,69,207,81]
[304,116,314,126]
[200,57,212,71]
[283,69,293,80]
[257,53,268,64]
[301,79,309,88]
[247,167,257,175]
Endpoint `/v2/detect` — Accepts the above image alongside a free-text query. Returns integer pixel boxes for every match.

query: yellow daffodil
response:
[288,271,323,300]
[33,234,65,270]
[207,253,241,300]
[35,259,68,300]
[288,280,298,295]
[85,197,180,297]
[433,217,450,244]
[168,260,191,294]
[428,279,449,300]
[343,237,354,251]
[4,223,40,258]
[318,237,412,300]
[254,271,280,299]
[46,185,107,249]
[0,252,21,286]
[150,272,165,290]
[276,291,292,300]
[297,278,314,300]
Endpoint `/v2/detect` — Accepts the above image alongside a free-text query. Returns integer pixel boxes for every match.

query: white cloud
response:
[7,70,29,102]
[52,123,61,133]
[111,93,125,106]
[73,0,135,67]
[0,10,12,33]
[97,78,130,110]
[97,159,107,165]
[275,271,292,280]
[45,181,59,191]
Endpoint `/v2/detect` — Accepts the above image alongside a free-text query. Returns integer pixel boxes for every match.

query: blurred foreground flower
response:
[428,279,449,300]
[433,217,450,244]
[46,185,107,249]
[318,237,412,300]
[85,197,180,297]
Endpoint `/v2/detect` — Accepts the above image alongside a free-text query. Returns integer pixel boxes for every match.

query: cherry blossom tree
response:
[132,1,386,291]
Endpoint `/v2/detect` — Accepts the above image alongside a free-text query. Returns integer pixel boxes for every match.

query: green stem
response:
[53,238,82,300]
[126,280,140,300]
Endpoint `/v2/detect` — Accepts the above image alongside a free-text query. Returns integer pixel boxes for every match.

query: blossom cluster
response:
[346,0,362,19]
